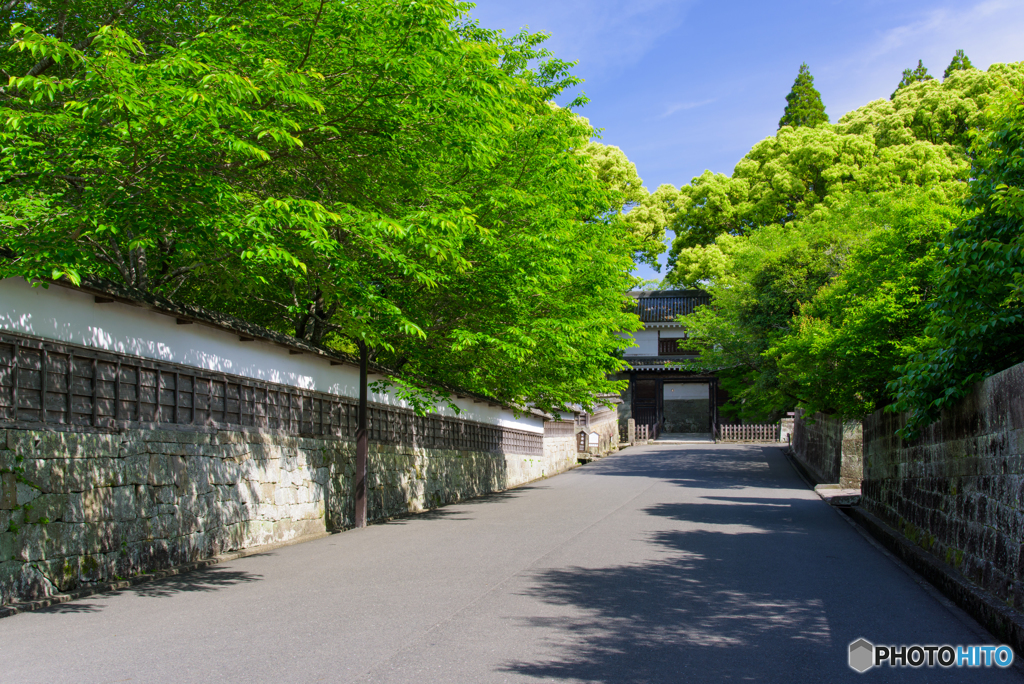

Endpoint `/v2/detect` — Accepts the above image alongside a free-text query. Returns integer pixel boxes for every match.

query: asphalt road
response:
[1,443,1020,683]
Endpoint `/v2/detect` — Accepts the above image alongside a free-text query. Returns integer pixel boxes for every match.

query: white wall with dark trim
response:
[0,278,542,434]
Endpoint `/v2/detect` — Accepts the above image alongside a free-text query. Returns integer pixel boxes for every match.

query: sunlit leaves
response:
[890,82,1024,435]
[657,62,1024,421]
[767,191,959,417]
[0,0,641,413]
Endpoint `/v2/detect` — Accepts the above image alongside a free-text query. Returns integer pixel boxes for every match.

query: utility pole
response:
[355,340,368,528]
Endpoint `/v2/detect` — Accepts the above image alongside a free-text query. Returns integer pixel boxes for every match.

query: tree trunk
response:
[354,340,368,528]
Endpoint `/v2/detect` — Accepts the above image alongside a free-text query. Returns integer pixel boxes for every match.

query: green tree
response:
[766,190,959,417]
[0,0,643,414]
[943,49,974,79]
[890,82,1024,435]
[660,63,1022,261]
[778,63,829,129]
[660,62,1024,420]
[841,62,1017,150]
[664,123,966,257]
[670,194,881,420]
[583,141,667,267]
[892,59,934,99]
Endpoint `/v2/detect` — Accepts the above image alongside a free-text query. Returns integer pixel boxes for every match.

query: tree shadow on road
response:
[127,566,262,599]
[644,496,807,532]
[34,565,263,615]
[591,445,808,494]
[499,488,977,683]
[375,486,537,526]
[500,533,831,682]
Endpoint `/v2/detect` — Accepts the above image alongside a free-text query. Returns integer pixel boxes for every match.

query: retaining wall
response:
[862,360,1024,610]
[791,409,863,488]
[588,407,620,455]
[0,278,573,607]
[0,424,571,607]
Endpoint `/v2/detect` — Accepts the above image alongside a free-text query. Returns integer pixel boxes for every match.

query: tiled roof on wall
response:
[50,276,521,413]
[623,357,722,373]
[627,290,711,322]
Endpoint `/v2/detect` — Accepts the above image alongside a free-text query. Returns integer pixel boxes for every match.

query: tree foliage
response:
[663,63,1022,269]
[840,62,1017,150]
[892,59,934,99]
[767,191,958,417]
[778,63,828,130]
[664,117,967,259]
[889,79,1024,434]
[944,49,974,79]
[675,223,848,419]
[663,61,1024,421]
[583,141,666,267]
[0,0,644,413]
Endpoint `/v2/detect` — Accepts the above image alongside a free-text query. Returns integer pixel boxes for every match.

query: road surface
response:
[1,443,1019,683]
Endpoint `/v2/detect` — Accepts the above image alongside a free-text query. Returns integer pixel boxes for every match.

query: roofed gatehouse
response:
[616,290,729,439]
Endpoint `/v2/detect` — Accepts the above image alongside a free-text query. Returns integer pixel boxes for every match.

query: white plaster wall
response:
[0,278,542,434]
[660,327,688,339]
[664,383,709,400]
[621,329,658,356]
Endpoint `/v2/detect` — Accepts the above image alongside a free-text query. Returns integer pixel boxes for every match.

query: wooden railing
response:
[636,423,659,441]
[658,338,688,356]
[620,422,660,442]
[718,423,780,442]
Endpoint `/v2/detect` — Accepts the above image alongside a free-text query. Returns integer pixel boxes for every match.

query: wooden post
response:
[91,358,99,427]
[40,348,47,424]
[10,342,17,422]
[154,368,162,423]
[67,351,74,424]
[354,341,368,529]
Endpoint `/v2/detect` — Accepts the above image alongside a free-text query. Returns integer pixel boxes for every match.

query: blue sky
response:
[468,0,1024,281]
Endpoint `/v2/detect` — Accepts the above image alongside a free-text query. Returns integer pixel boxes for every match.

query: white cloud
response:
[863,10,948,60]
[656,99,717,120]
[469,0,698,73]
[824,0,1024,116]
[863,1,1014,60]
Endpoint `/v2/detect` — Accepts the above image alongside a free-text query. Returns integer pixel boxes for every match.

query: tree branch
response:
[22,0,142,79]
[152,262,202,289]
[296,0,327,70]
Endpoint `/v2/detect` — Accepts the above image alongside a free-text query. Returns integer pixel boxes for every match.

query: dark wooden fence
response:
[0,332,542,455]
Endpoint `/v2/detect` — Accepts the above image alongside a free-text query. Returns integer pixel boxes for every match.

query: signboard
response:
[576,431,587,452]
[588,432,600,448]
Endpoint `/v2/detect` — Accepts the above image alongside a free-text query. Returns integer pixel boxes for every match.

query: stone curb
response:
[843,505,1024,656]
[0,530,331,620]
[782,447,819,487]
[813,484,861,507]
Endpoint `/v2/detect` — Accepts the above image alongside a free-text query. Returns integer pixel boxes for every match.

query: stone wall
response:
[0,425,565,607]
[791,409,863,488]
[862,360,1024,610]
[543,421,578,466]
[616,384,631,432]
[587,408,620,455]
[779,416,794,445]
[0,280,565,608]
